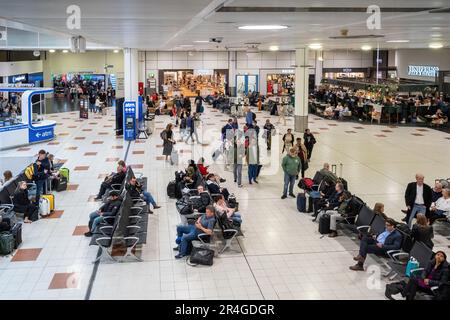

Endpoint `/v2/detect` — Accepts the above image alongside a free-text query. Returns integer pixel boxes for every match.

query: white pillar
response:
[294,48,309,133]
[228,51,237,96]
[315,51,323,88]
[124,48,139,104]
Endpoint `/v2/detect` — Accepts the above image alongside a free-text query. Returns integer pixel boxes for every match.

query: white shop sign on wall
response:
[407,65,440,77]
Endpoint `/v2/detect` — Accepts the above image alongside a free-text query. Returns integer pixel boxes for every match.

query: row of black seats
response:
[89,167,149,263]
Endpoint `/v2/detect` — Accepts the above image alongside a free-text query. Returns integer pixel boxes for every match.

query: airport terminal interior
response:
[0,0,450,302]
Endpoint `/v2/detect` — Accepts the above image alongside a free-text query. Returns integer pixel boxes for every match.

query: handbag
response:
[189,246,214,266]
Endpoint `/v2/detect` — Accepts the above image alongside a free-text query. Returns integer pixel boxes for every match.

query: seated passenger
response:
[401,251,449,300]
[0,170,13,186]
[319,163,339,184]
[85,191,122,237]
[174,205,216,259]
[94,163,126,200]
[429,188,450,224]
[12,181,39,223]
[350,218,402,271]
[411,213,434,249]
[316,191,352,237]
[312,182,344,220]
[213,195,242,225]
[432,182,443,203]
[205,174,230,200]
[126,177,161,214]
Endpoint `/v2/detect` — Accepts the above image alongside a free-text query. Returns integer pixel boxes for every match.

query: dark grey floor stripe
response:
[84,140,132,300]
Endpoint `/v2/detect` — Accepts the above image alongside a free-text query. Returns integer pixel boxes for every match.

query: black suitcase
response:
[297,193,306,212]
[55,177,68,192]
[10,223,22,249]
[167,180,177,198]
[319,213,331,235]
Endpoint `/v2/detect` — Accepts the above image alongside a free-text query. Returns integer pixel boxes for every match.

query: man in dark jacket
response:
[33,150,50,205]
[85,191,122,236]
[350,218,402,271]
[403,173,433,227]
[94,164,126,200]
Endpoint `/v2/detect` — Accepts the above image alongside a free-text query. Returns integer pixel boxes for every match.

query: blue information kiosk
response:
[123,101,137,141]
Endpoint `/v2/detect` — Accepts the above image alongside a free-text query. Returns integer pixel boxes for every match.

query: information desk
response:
[0,87,56,150]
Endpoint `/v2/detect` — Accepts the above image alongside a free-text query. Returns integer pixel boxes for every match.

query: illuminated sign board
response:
[408,65,439,77]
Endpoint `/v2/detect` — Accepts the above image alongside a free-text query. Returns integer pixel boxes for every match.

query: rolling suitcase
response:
[0,232,15,255]
[59,168,70,183]
[297,193,306,212]
[212,148,222,161]
[319,213,331,235]
[42,194,55,211]
[170,150,179,165]
[39,198,51,216]
[10,223,22,249]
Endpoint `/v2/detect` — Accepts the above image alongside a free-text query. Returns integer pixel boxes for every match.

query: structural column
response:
[294,48,309,133]
[228,51,237,96]
[123,48,139,105]
[315,51,323,88]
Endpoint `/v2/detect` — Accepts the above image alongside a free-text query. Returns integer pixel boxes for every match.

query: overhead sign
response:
[12,74,27,83]
[281,69,295,74]
[408,65,440,77]
[194,69,214,76]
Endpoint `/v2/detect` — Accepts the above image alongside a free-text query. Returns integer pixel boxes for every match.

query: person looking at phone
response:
[32,150,50,205]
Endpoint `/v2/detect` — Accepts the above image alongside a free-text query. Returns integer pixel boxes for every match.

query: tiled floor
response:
[0,104,449,300]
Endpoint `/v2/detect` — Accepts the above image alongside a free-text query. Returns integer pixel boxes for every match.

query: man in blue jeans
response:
[126,177,161,214]
[84,191,122,237]
[281,148,302,199]
[174,206,216,259]
[32,150,50,207]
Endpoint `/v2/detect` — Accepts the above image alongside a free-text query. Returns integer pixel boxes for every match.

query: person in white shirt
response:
[213,195,242,225]
[429,189,450,224]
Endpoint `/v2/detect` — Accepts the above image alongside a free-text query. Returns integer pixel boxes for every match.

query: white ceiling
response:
[0,0,449,51]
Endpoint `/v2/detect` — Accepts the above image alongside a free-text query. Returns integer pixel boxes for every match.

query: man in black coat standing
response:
[404,173,432,227]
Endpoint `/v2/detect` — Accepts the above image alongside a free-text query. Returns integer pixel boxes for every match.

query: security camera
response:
[210,37,223,43]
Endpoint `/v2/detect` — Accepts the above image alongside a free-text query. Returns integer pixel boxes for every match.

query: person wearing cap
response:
[85,191,122,237]
[392,251,449,300]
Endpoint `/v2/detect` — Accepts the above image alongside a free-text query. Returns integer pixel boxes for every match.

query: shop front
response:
[52,73,106,96]
[259,69,295,96]
[323,68,367,80]
[158,69,228,97]
[8,72,43,87]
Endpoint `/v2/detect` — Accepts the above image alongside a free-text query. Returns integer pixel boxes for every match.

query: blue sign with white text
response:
[123,101,137,141]
[28,126,55,143]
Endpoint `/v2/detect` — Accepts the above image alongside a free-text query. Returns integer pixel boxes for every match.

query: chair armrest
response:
[110,184,122,190]
[356,225,370,231]
[131,207,143,215]
[102,216,115,222]
[128,215,142,221]
[430,286,439,294]
[410,268,424,275]
[0,204,14,210]
[197,233,211,244]
[99,226,113,236]
[387,250,402,260]
[223,229,238,237]
[95,237,112,247]
[392,252,409,262]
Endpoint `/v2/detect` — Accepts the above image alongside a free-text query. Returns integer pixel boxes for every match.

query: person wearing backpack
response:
[32,150,50,206]
[161,123,175,161]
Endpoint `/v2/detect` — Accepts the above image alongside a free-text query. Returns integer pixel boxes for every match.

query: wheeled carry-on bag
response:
[167,181,177,199]
[39,198,51,217]
[0,232,15,255]
[10,223,22,249]
[319,213,331,235]
[171,150,179,165]
[297,193,306,212]
[42,194,55,212]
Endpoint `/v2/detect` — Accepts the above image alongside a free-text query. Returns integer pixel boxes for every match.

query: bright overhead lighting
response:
[113,49,119,53]
[308,43,322,50]
[49,49,55,53]
[269,45,279,51]
[179,44,194,47]
[429,42,443,49]
[386,40,410,43]
[318,56,324,61]
[194,40,209,43]
[238,25,288,30]
[62,49,68,53]
[431,34,442,38]
[361,45,372,51]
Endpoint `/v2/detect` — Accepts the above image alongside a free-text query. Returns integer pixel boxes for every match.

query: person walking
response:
[247,133,259,184]
[282,128,295,154]
[295,138,308,178]
[263,119,275,151]
[303,129,317,161]
[281,148,301,199]
[184,113,197,144]
[161,123,176,162]
[232,131,245,188]
[195,93,205,114]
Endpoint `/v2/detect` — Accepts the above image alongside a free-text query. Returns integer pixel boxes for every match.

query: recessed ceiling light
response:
[431,34,442,38]
[308,43,322,50]
[318,56,324,61]
[194,40,210,43]
[269,45,279,51]
[49,49,55,53]
[113,49,119,53]
[429,42,443,49]
[431,27,441,30]
[179,44,194,47]
[386,40,410,43]
[62,49,68,53]
[238,25,288,30]
[361,45,372,51]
